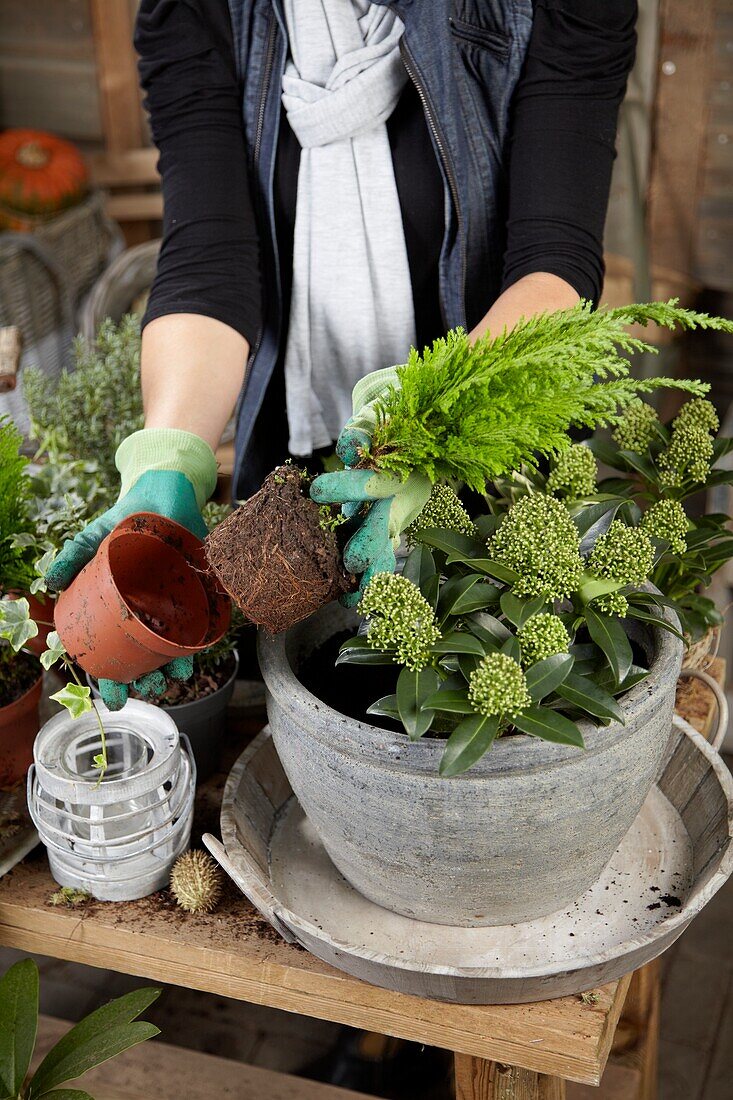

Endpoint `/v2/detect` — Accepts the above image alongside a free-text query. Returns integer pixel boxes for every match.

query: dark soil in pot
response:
[300,629,399,730]
[205,465,355,634]
[0,650,40,707]
[129,653,237,707]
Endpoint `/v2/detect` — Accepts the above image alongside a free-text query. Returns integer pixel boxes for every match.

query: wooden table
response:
[0,699,673,1100]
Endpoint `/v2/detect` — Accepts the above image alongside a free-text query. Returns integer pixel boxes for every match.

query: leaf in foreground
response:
[439,714,500,776]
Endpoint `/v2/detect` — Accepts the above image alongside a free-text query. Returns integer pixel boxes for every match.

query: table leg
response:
[455,1054,566,1099]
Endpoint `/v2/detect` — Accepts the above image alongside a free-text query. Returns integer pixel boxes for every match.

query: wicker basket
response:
[682,626,721,672]
[32,191,123,306]
[80,239,160,341]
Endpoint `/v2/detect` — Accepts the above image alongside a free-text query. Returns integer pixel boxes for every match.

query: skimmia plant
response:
[339,483,681,777]
[588,396,733,641]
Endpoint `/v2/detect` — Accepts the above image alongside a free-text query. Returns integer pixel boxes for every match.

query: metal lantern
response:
[28,700,195,901]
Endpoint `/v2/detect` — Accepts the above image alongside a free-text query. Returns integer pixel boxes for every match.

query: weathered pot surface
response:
[0,671,43,788]
[259,600,683,927]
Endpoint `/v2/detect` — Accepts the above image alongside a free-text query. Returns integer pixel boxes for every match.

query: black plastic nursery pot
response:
[88,651,239,782]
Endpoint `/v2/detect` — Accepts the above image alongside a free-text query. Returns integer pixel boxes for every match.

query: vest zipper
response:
[399,37,466,330]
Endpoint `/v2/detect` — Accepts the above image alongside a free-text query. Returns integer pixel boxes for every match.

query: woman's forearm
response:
[141,314,249,452]
[469,272,580,343]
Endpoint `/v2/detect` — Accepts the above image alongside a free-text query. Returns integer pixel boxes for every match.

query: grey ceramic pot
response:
[259,603,683,927]
[88,652,238,782]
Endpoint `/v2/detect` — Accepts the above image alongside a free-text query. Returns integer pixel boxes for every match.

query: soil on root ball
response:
[205,465,355,634]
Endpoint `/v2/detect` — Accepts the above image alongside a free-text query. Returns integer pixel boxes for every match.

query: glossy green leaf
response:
[396,666,440,741]
[30,987,161,1098]
[456,558,521,585]
[525,653,574,702]
[513,706,585,747]
[0,958,38,1098]
[569,496,624,538]
[586,437,629,469]
[617,450,658,482]
[416,529,484,558]
[555,671,624,722]
[439,714,500,777]
[473,514,500,540]
[499,592,548,628]
[625,606,686,642]
[458,653,482,680]
[465,612,510,647]
[336,638,395,666]
[366,695,400,721]
[431,631,485,657]
[584,607,633,684]
[500,635,521,661]
[423,688,474,714]
[438,574,499,618]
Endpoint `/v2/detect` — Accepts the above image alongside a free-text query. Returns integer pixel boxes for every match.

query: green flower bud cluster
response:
[587,520,654,617]
[405,483,474,547]
[611,398,659,453]
[547,444,597,499]
[359,571,440,671]
[658,424,714,488]
[673,398,719,436]
[489,494,584,599]
[518,613,570,667]
[640,499,688,554]
[467,653,531,719]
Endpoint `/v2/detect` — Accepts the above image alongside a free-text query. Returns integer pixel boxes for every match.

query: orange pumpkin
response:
[0,129,88,231]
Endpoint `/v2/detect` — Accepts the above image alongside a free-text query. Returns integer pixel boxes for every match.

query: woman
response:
[47,0,637,708]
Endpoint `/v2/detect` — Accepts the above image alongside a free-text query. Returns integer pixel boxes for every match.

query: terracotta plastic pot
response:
[0,672,42,788]
[54,513,231,683]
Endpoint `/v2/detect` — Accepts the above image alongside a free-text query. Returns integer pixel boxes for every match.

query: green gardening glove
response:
[310,368,431,606]
[46,429,218,711]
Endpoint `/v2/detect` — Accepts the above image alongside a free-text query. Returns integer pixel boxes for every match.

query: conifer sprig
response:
[369,300,726,491]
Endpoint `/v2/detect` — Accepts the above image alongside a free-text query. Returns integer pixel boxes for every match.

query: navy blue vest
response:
[228,0,533,497]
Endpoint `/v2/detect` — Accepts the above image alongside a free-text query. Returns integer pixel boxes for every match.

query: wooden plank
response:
[647,0,717,278]
[0,858,630,1085]
[90,0,145,153]
[455,1056,566,1099]
[33,1015,370,1100]
[0,58,101,141]
[88,149,159,188]
[105,192,163,221]
[566,1062,640,1100]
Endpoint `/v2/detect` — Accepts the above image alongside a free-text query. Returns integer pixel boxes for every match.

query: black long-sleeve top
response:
[136,0,637,351]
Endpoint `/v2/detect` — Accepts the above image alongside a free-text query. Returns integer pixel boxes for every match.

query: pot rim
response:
[258,590,684,776]
[0,660,43,720]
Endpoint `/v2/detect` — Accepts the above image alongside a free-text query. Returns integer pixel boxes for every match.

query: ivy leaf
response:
[439,714,500,777]
[40,631,66,671]
[513,706,585,748]
[31,548,57,595]
[0,597,39,652]
[525,653,574,702]
[49,684,93,720]
[584,607,633,685]
[396,666,440,741]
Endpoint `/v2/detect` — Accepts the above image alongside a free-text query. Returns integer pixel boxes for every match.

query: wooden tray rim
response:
[214,718,733,981]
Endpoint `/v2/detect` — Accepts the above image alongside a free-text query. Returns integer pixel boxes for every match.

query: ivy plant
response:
[0,958,159,1100]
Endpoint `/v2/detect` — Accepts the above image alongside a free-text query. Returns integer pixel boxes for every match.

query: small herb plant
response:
[340,481,680,777]
[0,958,159,1100]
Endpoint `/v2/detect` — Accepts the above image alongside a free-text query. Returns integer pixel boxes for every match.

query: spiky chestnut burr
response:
[170,850,223,914]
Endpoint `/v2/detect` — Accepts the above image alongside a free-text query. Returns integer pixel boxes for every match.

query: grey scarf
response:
[281,0,416,456]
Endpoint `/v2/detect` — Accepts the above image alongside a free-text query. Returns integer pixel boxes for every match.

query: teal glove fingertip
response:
[343,497,393,573]
[99,679,129,711]
[133,669,167,698]
[336,425,372,468]
[165,656,194,682]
